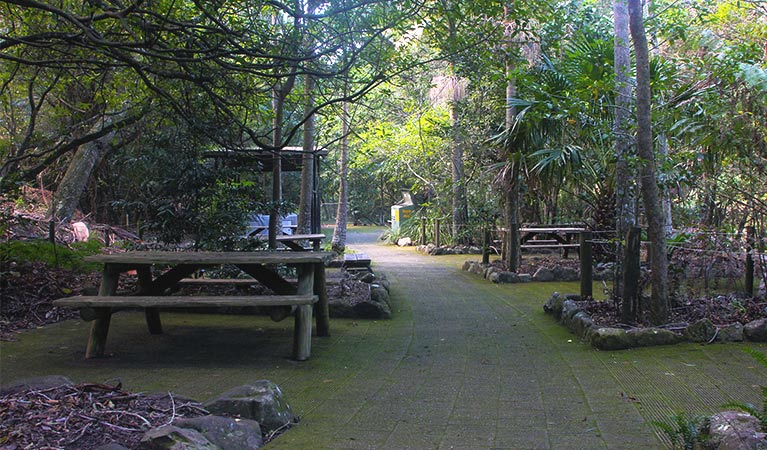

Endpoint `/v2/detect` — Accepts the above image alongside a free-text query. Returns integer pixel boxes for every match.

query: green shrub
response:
[0,239,103,272]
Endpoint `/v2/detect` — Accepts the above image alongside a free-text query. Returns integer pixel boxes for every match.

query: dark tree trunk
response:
[49,124,117,222]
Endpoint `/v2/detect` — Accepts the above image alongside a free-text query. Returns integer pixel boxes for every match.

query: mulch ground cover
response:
[580,294,767,329]
[0,382,207,449]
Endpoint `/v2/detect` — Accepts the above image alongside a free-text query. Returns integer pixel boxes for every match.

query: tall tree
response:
[331,98,351,254]
[503,0,521,271]
[628,0,669,324]
[298,73,316,234]
[613,0,635,307]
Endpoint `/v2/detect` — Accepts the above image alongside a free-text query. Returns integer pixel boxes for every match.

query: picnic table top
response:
[84,250,330,265]
[519,227,586,233]
[275,233,326,241]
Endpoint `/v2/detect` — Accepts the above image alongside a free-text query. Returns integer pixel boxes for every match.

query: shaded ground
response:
[1,227,767,449]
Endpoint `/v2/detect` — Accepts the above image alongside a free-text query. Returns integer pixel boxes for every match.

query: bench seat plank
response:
[520,244,580,249]
[54,294,317,309]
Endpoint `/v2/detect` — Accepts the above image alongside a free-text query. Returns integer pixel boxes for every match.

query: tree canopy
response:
[3,0,767,322]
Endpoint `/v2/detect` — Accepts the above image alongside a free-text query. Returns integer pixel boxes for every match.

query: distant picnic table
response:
[54,250,331,361]
[499,225,587,258]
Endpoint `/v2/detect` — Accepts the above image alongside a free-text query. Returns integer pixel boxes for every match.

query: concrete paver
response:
[2,227,766,449]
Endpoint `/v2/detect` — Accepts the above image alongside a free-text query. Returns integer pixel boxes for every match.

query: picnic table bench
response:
[54,251,330,361]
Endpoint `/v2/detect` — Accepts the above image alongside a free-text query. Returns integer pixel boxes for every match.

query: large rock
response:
[590,327,633,350]
[174,415,263,449]
[560,300,582,323]
[552,266,579,282]
[532,267,555,282]
[204,381,298,435]
[370,284,390,307]
[704,410,767,450]
[569,311,594,338]
[543,292,567,320]
[396,237,412,247]
[488,271,501,283]
[140,425,218,450]
[717,323,745,343]
[328,296,392,320]
[470,262,486,276]
[518,274,533,283]
[745,319,767,342]
[1,375,74,395]
[685,318,717,343]
[628,328,680,347]
[497,271,519,284]
[485,266,502,280]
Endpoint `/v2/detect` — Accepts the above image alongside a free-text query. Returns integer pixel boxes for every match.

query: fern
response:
[653,413,705,450]
[721,348,767,430]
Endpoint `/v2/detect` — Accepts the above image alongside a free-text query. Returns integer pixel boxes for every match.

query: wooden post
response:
[86,266,119,358]
[746,226,755,297]
[421,218,427,245]
[137,266,162,335]
[579,231,593,299]
[314,262,330,337]
[293,264,315,360]
[435,219,441,247]
[622,227,642,323]
[482,226,491,265]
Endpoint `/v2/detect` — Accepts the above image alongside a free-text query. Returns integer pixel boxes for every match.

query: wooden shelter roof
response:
[203,147,328,172]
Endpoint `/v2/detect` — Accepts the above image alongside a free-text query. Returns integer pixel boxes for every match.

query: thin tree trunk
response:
[298,74,315,235]
[450,95,467,243]
[629,0,669,324]
[504,0,520,271]
[613,0,634,301]
[269,89,285,249]
[658,134,673,235]
[331,99,350,255]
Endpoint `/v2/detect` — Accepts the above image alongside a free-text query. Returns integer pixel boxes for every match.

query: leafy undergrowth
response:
[579,295,767,328]
[0,261,103,340]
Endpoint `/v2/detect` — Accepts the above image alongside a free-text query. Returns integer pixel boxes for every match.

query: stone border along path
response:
[1,227,766,449]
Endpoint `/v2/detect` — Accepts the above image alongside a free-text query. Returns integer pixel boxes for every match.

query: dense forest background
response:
[2,0,767,324]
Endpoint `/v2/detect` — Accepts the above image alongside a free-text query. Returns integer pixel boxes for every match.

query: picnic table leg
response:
[314,262,330,337]
[293,265,315,360]
[137,266,162,334]
[85,267,119,358]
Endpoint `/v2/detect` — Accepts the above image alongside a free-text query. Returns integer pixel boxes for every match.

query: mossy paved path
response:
[2,227,766,449]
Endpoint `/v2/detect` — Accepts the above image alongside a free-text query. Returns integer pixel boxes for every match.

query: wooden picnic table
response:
[247,224,297,237]
[54,251,331,361]
[275,233,325,251]
[519,227,585,258]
